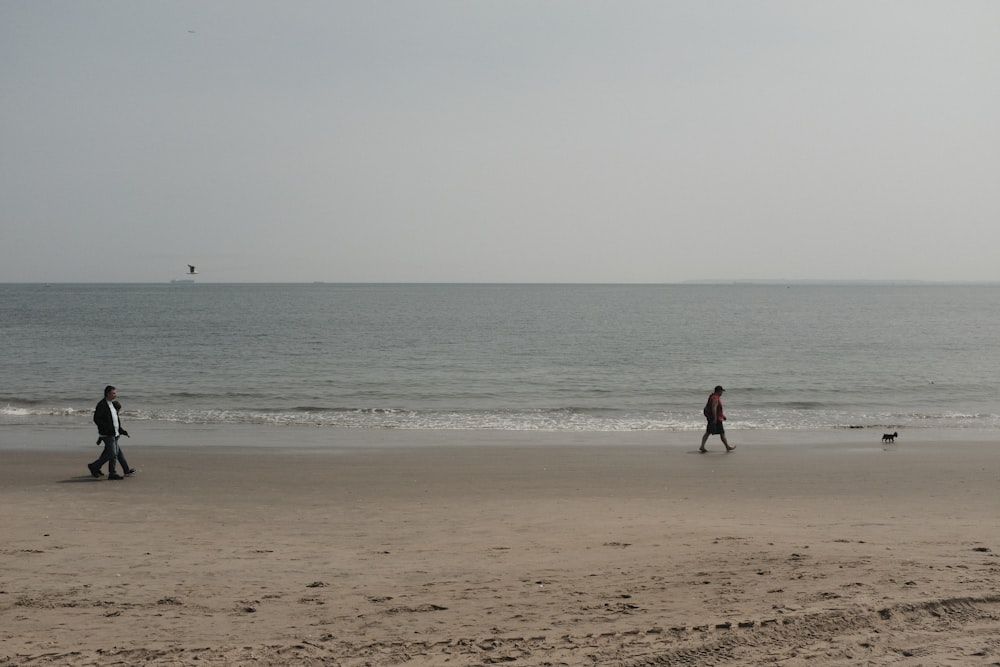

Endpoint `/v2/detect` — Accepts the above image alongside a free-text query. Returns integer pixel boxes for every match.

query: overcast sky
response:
[2,2,998,283]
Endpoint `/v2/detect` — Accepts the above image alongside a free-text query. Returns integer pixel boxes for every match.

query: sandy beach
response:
[2,425,999,666]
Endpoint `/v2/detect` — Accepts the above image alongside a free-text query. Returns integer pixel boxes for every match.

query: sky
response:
[2,1,999,283]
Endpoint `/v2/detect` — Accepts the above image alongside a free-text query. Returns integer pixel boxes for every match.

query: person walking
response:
[95,400,135,476]
[88,385,130,479]
[700,385,734,452]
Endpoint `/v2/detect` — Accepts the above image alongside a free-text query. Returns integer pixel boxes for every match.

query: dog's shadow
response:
[881,431,900,451]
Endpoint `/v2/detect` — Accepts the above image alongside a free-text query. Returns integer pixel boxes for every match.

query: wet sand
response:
[2,424,999,665]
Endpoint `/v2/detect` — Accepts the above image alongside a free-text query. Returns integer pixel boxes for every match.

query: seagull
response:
[187,265,198,275]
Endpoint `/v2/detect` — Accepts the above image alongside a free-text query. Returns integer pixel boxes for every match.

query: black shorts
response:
[706,420,725,435]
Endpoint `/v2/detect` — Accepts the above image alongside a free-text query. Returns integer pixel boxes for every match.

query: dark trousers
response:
[92,435,128,475]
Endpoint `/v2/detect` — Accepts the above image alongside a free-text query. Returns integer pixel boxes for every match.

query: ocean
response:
[1,283,998,434]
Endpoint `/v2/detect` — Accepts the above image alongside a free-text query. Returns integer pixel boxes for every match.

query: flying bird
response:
[187,265,198,275]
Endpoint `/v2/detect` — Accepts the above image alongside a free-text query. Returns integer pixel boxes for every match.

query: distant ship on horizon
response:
[170,264,198,284]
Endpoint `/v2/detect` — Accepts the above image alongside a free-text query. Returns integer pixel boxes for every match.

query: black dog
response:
[882,431,898,443]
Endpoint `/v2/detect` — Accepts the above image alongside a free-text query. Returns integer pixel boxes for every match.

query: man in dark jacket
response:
[89,385,128,479]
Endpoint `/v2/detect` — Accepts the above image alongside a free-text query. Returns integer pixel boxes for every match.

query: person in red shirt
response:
[700,385,734,452]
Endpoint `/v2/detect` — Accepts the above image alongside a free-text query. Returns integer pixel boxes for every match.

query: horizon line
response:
[4,279,1000,286]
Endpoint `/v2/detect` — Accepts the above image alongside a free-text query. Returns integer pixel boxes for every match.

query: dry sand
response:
[2,425,999,666]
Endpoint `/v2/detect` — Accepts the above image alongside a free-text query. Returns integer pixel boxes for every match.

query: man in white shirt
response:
[89,385,126,480]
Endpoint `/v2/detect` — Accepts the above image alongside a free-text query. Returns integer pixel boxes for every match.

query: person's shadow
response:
[59,475,104,483]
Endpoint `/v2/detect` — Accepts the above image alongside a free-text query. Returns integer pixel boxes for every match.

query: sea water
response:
[1,283,998,433]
